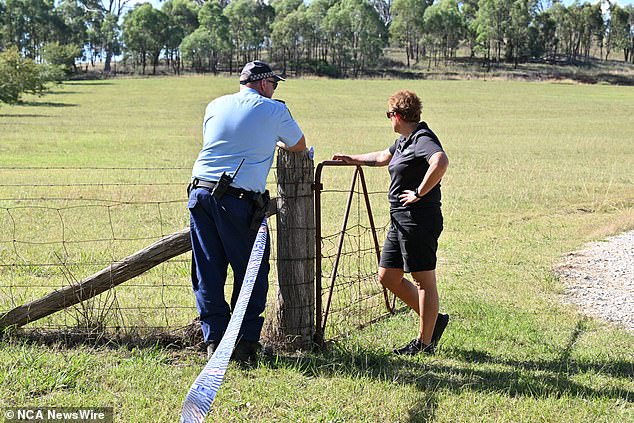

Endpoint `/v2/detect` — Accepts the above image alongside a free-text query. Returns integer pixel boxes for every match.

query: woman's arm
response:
[332,149,392,167]
[399,151,449,206]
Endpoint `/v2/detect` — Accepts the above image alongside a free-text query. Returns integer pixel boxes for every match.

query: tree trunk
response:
[104,50,113,73]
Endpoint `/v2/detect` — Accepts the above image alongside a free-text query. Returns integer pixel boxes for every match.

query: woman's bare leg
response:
[378,267,419,313]
[412,270,439,345]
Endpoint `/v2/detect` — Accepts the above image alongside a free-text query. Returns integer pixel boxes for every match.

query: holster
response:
[250,191,270,230]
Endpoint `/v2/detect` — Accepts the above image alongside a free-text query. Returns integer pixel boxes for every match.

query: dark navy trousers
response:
[188,187,270,344]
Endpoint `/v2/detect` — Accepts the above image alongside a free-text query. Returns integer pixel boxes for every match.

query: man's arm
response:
[332,149,392,167]
[283,135,306,152]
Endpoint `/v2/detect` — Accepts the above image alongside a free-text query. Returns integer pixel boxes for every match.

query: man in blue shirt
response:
[189,61,306,362]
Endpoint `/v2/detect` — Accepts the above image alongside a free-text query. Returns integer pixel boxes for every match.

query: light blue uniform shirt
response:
[192,87,303,193]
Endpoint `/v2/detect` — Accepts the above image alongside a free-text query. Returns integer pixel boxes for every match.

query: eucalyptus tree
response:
[305,0,336,67]
[162,0,199,73]
[581,2,603,61]
[179,28,215,71]
[626,5,634,63]
[473,0,512,64]
[180,0,230,72]
[100,11,120,72]
[2,0,57,59]
[271,0,303,18]
[564,2,591,61]
[390,0,429,66]
[100,0,130,72]
[271,0,308,73]
[224,0,274,69]
[461,0,480,58]
[79,0,131,72]
[548,1,571,59]
[423,0,464,66]
[55,0,87,51]
[369,0,392,26]
[609,4,634,62]
[122,3,168,74]
[0,1,6,49]
[528,8,557,60]
[549,1,603,62]
[323,0,386,76]
[506,0,534,66]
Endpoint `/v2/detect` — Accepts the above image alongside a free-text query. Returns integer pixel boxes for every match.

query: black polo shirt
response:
[387,121,444,211]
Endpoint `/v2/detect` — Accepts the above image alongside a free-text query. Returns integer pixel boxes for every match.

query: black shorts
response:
[379,208,443,273]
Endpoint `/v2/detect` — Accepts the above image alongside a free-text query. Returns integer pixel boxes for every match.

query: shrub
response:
[0,47,63,105]
[41,42,82,75]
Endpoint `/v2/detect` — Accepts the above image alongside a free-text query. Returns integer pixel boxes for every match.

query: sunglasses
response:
[386,111,398,119]
[265,79,278,89]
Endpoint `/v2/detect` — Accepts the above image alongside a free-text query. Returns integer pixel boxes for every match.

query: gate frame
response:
[313,161,395,345]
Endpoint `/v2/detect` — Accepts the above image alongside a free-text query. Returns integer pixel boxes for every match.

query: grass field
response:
[1,76,633,422]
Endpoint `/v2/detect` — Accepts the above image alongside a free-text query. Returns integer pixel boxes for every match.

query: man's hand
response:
[279,135,307,152]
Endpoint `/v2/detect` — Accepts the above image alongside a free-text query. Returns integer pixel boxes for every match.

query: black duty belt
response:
[190,178,260,201]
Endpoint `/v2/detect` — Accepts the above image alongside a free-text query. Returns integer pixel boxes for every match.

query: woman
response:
[332,90,449,355]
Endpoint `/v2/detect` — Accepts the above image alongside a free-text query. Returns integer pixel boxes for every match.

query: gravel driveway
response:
[555,230,634,332]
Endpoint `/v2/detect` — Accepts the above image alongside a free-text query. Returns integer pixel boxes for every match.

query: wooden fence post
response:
[264,149,315,350]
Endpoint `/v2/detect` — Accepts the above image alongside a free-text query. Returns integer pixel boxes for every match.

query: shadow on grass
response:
[0,114,52,118]
[257,318,632,421]
[64,81,113,86]
[46,90,81,95]
[3,318,631,421]
[0,322,205,353]
[447,319,633,380]
[19,101,78,107]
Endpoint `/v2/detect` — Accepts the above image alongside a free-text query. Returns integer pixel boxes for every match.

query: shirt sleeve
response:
[388,140,398,155]
[276,105,303,148]
[414,135,444,162]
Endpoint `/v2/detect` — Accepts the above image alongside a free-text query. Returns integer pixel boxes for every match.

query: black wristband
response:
[414,191,423,199]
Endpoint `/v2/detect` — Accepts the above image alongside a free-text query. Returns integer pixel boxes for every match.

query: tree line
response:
[0,0,633,84]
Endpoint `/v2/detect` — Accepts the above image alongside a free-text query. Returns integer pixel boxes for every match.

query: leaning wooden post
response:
[265,148,315,350]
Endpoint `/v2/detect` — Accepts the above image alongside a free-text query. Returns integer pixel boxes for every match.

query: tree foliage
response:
[122,3,168,74]
[0,47,62,104]
[1,0,633,78]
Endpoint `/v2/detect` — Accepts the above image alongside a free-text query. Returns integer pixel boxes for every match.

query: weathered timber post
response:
[264,148,315,350]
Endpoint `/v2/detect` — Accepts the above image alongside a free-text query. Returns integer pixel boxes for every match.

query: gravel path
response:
[555,230,634,332]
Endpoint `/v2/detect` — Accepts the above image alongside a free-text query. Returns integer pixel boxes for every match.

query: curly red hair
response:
[388,90,422,123]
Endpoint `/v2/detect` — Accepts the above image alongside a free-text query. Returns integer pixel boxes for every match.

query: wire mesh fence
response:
[0,166,280,340]
[314,163,394,341]
[0,163,394,345]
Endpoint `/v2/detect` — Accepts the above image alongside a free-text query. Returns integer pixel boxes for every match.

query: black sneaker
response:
[232,339,262,363]
[431,313,449,348]
[393,338,435,356]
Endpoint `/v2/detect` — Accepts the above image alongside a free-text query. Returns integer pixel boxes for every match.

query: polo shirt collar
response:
[241,87,263,97]
[400,121,426,143]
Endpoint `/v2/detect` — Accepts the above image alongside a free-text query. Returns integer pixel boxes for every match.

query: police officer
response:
[189,61,306,362]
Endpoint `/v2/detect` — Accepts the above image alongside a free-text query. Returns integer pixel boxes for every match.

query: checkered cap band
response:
[245,71,276,82]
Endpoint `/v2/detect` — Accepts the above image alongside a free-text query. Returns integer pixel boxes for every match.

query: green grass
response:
[1,77,633,421]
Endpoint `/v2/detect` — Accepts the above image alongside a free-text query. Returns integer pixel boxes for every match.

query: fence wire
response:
[0,166,283,340]
[315,165,393,340]
[0,164,394,345]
